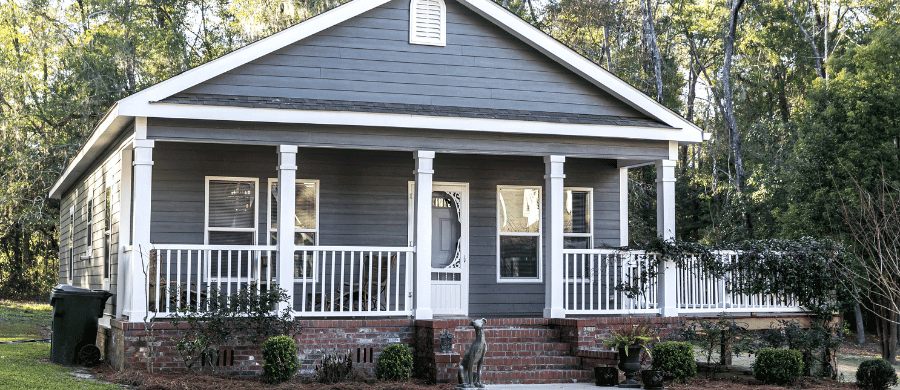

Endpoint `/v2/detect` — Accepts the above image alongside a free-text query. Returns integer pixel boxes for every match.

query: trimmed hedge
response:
[262,335,298,383]
[752,348,804,385]
[376,344,413,381]
[652,341,697,382]
[856,359,898,390]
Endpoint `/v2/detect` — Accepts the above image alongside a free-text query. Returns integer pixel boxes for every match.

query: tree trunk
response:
[783,0,825,79]
[722,0,746,192]
[855,302,865,345]
[642,0,663,101]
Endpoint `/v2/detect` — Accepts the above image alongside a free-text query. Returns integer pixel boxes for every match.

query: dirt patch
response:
[95,365,452,390]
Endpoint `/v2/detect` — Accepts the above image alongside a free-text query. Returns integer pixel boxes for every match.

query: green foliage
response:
[315,350,353,384]
[262,335,298,384]
[752,348,804,385]
[757,320,842,377]
[169,286,298,373]
[855,359,899,390]
[651,341,696,382]
[375,344,413,381]
[0,300,52,341]
[679,314,751,370]
[602,323,656,355]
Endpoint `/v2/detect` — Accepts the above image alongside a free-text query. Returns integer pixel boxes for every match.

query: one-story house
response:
[50,0,797,382]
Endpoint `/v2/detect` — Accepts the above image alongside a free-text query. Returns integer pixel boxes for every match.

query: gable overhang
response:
[52,0,709,199]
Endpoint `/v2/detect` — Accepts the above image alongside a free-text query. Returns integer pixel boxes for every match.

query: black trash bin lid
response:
[50,284,114,305]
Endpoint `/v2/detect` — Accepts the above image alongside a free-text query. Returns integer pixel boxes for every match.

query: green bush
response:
[375,344,413,381]
[856,359,898,390]
[262,335,298,383]
[652,341,697,382]
[752,348,804,385]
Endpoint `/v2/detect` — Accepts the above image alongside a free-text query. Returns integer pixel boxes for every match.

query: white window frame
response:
[68,205,75,284]
[266,178,319,246]
[103,184,113,284]
[409,0,446,46]
[496,185,543,283]
[204,176,259,245]
[564,187,593,248]
[267,178,319,281]
[85,198,93,258]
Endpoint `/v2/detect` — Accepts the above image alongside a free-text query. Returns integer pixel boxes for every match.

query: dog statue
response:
[456,318,488,389]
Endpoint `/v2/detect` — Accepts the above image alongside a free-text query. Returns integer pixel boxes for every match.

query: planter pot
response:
[594,366,619,386]
[641,369,665,389]
[617,346,643,388]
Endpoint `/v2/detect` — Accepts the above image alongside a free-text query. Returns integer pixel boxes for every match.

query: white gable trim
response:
[117,0,392,106]
[454,0,700,134]
[128,102,699,142]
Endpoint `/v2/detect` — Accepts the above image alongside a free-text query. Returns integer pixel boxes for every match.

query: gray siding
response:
[184,0,647,118]
[59,127,131,317]
[149,142,622,317]
[148,118,671,161]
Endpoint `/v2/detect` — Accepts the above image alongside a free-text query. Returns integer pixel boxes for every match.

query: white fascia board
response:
[456,0,703,139]
[128,102,704,143]
[49,105,132,199]
[117,0,390,106]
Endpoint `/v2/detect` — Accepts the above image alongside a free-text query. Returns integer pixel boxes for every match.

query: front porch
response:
[114,140,800,322]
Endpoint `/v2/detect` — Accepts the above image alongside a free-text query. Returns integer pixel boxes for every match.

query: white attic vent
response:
[409,0,446,46]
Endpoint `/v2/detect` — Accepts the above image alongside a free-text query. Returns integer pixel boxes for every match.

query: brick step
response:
[482,355,581,371]
[480,368,594,384]
[484,341,570,355]
[455,328,561,344]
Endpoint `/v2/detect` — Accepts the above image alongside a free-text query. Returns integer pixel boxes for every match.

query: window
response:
[104,186,112,280]
[409,0,446,46]
[69,206,75,283]
[205,177,258,245]
[86,199,93,257]
[267,179,319,279]
[497,186,542,282]
[563,188,592,249]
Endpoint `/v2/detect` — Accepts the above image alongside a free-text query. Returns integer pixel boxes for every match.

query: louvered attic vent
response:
[409,0,446,46]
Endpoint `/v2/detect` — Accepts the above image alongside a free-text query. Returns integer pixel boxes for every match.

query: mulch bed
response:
[669,377,856,389]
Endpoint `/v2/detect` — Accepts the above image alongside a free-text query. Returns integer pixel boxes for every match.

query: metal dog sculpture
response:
[457,318,488,388]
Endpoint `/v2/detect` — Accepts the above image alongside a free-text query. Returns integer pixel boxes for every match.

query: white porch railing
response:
[563,249,802,316]
[294,246,414,317]
[145,244,414,318]
[562,249,659,315]
[678,251,801,313]
[147,245,277,317]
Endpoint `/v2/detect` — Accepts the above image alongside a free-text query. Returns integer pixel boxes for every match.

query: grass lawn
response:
[0,300,119,389]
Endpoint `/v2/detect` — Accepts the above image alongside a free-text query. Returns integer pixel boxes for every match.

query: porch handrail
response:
[562,248,803,316]
[294,246,414,317]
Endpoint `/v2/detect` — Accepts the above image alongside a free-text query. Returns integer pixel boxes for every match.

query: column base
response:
[414,308,433,320]
[543,307,566,319]
[659,307,679,317]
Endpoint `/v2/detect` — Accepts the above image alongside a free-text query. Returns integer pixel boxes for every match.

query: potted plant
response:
[603,323,656,388]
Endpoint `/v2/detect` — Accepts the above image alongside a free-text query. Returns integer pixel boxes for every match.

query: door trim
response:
[408,181,469,316]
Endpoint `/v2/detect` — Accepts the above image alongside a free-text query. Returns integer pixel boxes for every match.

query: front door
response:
[409,182,469,316]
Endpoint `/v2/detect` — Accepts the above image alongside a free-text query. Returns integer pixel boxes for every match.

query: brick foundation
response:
[101,314,813,383]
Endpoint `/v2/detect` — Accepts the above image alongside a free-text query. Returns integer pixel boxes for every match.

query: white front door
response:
[409,182,469,316]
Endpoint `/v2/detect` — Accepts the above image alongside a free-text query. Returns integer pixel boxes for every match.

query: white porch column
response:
[276,145,298,313]
[619,167,629,247]
[413,151,434,320]
[544,155,565,319]
[126,123,153,321]
[656,159,678,317]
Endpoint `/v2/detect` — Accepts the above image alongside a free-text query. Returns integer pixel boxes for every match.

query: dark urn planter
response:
[641,369,665,389]
[594,366,619,386]
[617,346,643,388]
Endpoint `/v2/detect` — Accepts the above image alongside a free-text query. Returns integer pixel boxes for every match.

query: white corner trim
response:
[455,0,702,135]
[118,0,392,106]
[129,102,703,143]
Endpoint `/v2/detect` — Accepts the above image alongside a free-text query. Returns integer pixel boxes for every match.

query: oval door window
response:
[432,191,461,268]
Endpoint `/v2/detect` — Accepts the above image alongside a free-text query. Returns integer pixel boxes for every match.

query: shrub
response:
[652,341,697,382]
[315,350,353,384]
[752,348,804,385]
[856,359,898,390]
[262,335,298,383]
[376,344,413,381]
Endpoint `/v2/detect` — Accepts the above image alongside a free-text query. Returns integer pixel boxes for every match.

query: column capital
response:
[278,144,298,154]
[415,150,435,159]
[133,139,155,149]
